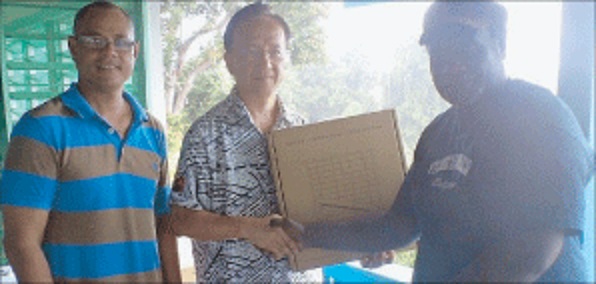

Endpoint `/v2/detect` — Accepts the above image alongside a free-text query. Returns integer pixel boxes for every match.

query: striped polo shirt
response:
[1,83,170,282]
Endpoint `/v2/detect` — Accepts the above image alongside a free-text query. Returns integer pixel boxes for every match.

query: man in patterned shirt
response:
[170,3,320,282]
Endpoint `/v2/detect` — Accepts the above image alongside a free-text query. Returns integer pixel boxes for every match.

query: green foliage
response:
[271,2,330,65]
[280,50,385,123]
[160,1,330,116]
[279,39,448,163]
[387,41,449,162]
[166,61,233,176]
[166,114,188,177]
[160,2,242,69]
[162,2,332,171]
[161,1,449,202]
[393,248,417,268]
[161,5,449,273]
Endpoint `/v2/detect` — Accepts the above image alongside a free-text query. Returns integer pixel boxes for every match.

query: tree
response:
[161,2,448,269]
[160,1,331,172]
[160,1,330,116]
[280,50,385,123]
[280,37,448,164]
[160,1,241,115]
[386,41,448,162]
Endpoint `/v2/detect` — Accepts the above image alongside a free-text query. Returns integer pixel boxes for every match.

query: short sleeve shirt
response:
[0,83,170,282]
[402,80,592,282]
[171,89,316,282]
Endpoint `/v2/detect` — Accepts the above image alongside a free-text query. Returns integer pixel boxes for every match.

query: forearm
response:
[171,206,249,241]
[452,230,564,282]
[304,214,418,252]
[156,215,181,283]
[5,242,53,282]
[2,206,53,282]
[171,206,298,260]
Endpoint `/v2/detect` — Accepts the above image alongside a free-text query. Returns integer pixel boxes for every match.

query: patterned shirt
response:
[0,83,170,282]
[171,89,318,282]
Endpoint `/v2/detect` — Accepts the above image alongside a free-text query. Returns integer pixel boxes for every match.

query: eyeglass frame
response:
[237,46,290,63]
[70,35,137,52]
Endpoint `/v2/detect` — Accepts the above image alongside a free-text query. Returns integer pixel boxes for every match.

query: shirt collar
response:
[228,86,293,130]
[61,82,148,123]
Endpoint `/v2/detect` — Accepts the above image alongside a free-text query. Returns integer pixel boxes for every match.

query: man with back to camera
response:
[0,1,181,282]
[296,1,593,282]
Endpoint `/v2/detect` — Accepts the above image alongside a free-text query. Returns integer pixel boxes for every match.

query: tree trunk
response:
[171,59,214,114]
[164,15,231,115]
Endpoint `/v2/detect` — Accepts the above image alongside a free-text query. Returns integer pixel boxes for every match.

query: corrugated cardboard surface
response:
[269,109,407,271]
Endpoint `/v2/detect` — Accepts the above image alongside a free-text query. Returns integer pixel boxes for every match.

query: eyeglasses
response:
[73,35,136,51]
[241,47,288,63]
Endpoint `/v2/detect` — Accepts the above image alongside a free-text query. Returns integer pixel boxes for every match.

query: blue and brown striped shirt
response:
[0,83,170,282]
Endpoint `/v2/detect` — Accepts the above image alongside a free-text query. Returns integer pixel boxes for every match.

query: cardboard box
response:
[268,109,408,271]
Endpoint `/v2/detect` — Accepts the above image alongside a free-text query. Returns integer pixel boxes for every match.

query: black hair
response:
[421,0,507,52]
[223,3,291,52]
[73,0,134,36]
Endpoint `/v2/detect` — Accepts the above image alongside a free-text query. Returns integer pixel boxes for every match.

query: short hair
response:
[73,0,135,37]
[420,0,507,52]
[223,3,291,52]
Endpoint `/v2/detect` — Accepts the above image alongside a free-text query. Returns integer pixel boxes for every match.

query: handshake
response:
[269,216,305,242]
[248,215,303,261]
[266,215,394,269]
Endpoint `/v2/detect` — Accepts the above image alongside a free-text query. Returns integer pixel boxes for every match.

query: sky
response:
[175,1,577,273]
[324,1,562,93]
[180,2,563,94]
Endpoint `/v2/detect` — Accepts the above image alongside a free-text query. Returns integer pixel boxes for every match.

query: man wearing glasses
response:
[1,1,180,282]
[169,3,321,282]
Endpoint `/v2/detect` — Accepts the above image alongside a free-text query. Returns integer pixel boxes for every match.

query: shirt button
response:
[108,128,115,135]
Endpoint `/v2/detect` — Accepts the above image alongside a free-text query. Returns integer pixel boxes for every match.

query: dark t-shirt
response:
[403,79,592,282]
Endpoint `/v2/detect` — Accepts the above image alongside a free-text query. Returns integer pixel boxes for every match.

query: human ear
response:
[68,36,79,62]
[224,51,236,77]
